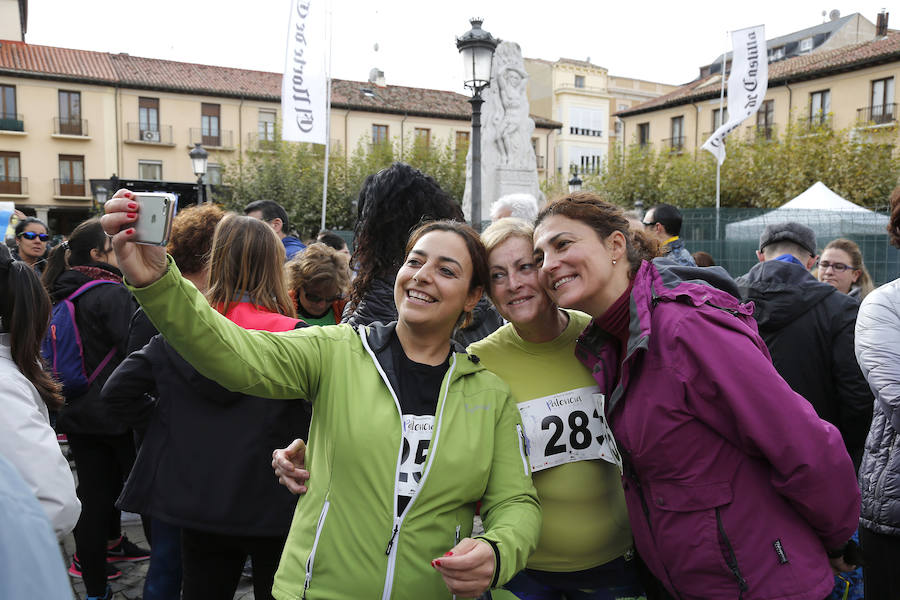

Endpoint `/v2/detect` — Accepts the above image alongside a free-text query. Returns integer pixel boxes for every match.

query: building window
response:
[138,160,162,181]
[372,124,388,145]
[58,154,85,196]
[570,147,604,174]
[809,90,831,125]
[414,127,431,147]
[569,107,604,137]
[669,116,684,150]
[574,75,585,88]
[712,107,729,130]
[617,103,629,112]
[799,37,813,52]
[206,164,222,185]
[637,122,650,147]
[201,103,221,146]
[756,100,774,139]
[258,109,276,142]
[0,151,21,194]
[871,77,895,124]
[58,90,82,135]
[0,85,18,128]
[767,46,785,62]
[455,131,470,160]
[139,97,160,142]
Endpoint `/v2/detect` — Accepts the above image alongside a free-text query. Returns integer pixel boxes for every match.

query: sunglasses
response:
[18,231,49,241]
[303,289,343,304]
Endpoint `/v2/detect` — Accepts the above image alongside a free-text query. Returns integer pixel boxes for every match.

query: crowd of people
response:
[2,162,899,600]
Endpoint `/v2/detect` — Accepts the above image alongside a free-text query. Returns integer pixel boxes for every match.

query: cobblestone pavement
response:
[61,514,255,600]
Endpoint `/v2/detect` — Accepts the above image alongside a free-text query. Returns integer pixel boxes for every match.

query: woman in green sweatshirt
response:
[102,194,540,600]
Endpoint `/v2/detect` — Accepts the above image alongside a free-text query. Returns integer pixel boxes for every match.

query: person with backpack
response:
[42,218,148,600]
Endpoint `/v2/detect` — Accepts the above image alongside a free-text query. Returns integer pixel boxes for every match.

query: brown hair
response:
[823,238,875,300]
[167,203,226,275]
[692,251,716,267]
[889,186,900,249]
[404,220,488,328]
[535,192,660,277]
[285,243,352,299]
[0,245,63,409]
[204,214,296,318]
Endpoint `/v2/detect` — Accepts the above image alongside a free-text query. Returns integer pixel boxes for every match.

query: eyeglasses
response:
[641,221,656,228]
[817,260,854,273]
[303,289,343,304]
[17,231,49,242]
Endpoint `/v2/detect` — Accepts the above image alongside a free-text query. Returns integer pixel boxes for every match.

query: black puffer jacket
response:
[342,276,396,327]
[736,259,873,468]
[855,278,900,536]
[101,333,308,536]
[50,264,137,436]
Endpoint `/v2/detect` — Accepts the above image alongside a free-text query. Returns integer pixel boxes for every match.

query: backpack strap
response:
[66,279,118,301]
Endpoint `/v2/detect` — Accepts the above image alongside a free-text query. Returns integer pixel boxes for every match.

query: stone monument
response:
[463,40,541,225]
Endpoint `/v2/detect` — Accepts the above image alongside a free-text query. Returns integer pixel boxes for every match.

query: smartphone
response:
[133,193,178,246]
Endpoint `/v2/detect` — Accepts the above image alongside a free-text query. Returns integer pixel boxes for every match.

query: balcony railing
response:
[53,118,88,136]
[189,128,233,148]
[797,114,832,133]
[535,154,545,170]
[0,176,26,195]
[747,124,775,140]
[857,103,896,125]
[664,136,686,151]
[54,178,86,197]
[125,122,174,144]
[247,132,278,150]
[0,113,24,132]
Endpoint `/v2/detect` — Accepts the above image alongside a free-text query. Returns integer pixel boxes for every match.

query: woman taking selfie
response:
[103,215,307,600]
[531,193,860,600]
[102,191,540,600]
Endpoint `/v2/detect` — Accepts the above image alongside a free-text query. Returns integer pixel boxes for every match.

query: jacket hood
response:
[50,263,122,302]
[362,321,483,378]
[736,260,837,330]
[651,258,741,299]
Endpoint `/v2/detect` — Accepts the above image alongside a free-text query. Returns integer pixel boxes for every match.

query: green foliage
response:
[595,119,900,210]
[221,131,466,240]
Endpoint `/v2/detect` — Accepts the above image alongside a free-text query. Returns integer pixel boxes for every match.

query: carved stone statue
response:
[463,40,541,226]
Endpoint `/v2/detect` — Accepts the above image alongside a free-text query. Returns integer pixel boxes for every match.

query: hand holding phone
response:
[133,193,178,246]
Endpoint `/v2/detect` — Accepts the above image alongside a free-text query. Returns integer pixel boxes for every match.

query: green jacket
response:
[130,260,541,600]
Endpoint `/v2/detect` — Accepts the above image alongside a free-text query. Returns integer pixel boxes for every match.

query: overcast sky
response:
[25,1,891,94]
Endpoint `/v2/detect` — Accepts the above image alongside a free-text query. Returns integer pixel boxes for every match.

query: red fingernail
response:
[430,560,436,567]
[444,551,453,556]
[127,213,136,219]
[434,560,442,567]
[125,228,134,235]
[127,202,137,210]
[124,191,133,198]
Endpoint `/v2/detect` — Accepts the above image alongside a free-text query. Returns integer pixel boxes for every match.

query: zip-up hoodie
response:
[129,258,541,600]
[575,259,860,600]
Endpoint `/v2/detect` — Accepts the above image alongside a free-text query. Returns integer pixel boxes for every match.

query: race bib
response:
[517,386,622,474]
[397,414,434,498]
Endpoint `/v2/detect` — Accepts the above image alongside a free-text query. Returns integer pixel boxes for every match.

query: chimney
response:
[368,68,386,88]
[876,11,889,37]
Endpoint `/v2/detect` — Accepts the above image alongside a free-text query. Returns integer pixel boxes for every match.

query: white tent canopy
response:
[725,182,889,242]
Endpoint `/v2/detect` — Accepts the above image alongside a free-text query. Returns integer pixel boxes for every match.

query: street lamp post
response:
[93,185,108,215]
[568,167,583,193]
[457,18,498,232]
[189,143,209,204]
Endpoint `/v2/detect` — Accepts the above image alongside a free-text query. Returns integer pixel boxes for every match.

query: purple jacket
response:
[575,260,860,600]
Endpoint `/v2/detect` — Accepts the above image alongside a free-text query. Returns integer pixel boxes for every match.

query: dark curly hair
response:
[167,203,226,275]
[888,186,900,249]
[536,192,661,278]
[349,163,463,305]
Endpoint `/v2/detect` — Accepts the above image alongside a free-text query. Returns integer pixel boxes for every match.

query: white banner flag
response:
[281,0,329,145]
[701,25,767,164]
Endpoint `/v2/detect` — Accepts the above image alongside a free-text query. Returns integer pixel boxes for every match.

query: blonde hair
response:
[481,217,534,255]
[204,214,296,317]
[823,238,874,300]
[285,243,351,297]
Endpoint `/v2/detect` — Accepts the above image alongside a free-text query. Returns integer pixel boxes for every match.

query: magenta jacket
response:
[575,260,860,600]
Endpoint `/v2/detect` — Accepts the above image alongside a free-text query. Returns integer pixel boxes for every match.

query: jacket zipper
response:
[451,524,461,600]
[301,499,331,600]
[361,330,457,600]
[716,508,748,597]
[515,424,529,476]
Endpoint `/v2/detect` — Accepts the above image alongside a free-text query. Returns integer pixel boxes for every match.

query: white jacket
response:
[0,333,80,538]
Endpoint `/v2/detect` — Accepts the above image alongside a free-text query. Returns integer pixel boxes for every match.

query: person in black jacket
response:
[102,215,308,600]
[736,222,873,470]
[42,218,146,600]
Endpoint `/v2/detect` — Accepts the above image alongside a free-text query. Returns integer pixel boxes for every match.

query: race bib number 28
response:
[517,386,622,474]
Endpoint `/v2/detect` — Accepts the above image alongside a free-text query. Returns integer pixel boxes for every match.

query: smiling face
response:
[533,214,629,318]
[488,235,555,327]
[394,230,482,335]
[16,222,48,262]
[818,247,859,294]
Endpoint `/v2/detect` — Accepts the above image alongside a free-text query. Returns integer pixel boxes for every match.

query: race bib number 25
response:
[517,386,622,474]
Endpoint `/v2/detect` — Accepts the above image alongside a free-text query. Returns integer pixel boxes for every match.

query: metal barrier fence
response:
[680,208,900,285]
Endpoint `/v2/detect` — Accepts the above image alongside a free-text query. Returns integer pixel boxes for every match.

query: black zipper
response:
[716,507,748,597]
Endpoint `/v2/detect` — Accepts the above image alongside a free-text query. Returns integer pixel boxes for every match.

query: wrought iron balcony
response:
[0,176,26,194]
[126,122,174,144]
[0,113,24,132]
[189,128,233,148]
[857,103,896,125]
[53,118,88,136]
[247,132,278,150]
[664,136,686,151]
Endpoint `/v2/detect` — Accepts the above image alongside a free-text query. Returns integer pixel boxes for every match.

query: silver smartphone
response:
[133,193,178,246]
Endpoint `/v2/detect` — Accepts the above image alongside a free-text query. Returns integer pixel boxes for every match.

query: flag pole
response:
[715,32,726,240]
[319,4,333,232]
